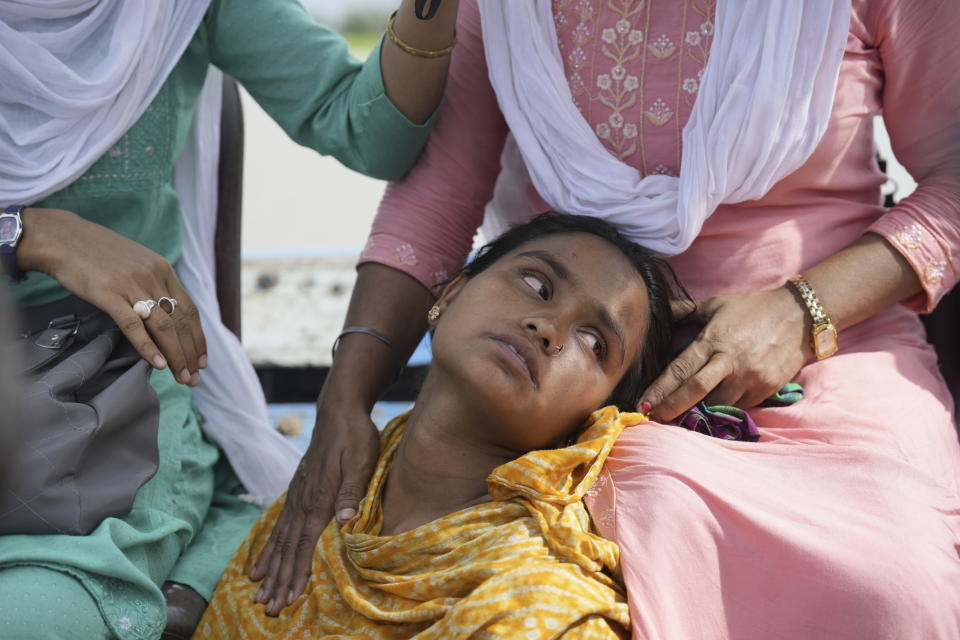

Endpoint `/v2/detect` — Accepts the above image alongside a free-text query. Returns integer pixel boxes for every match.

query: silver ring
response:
[133,299,156,320]
[157,297,178,314]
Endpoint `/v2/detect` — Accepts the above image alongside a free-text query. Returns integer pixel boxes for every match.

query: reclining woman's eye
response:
[522,273,550,299]
[580,330,605,359]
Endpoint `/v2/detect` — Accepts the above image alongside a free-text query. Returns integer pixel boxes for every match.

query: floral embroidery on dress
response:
[644,97,674,126]
[564,0,597,106]
[569,45,589,71]
[585,470,607,499]
[568,0,596,74]
[924,260,947,285]
[585,470,616,533]
[592,0,646,159]
[646,33,677,59]
[553,0,717,172]
[895,222,925,250]
[682,0,716,107]
[394,243,418,266]
[93,577,165,640]
[599,506,615,529]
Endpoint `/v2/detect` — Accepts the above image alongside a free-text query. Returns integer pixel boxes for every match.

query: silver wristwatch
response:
[0,205,26,282]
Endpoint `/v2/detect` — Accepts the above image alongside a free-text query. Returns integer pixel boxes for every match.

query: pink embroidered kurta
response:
[360,1,960,637]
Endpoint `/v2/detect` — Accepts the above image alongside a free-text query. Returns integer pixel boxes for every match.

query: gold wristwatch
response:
[787,274,838,360]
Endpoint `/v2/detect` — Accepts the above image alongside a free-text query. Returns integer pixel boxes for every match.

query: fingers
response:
[260,445,379,615]
[654,353,735,421]
[704,367,786,409]
[40,216,207,379]
[253,510,302,615]
[248,415,380,615]
[250,520,280,582]
[110,301,168,370]
[274,518,325,614]
[257,510,329,616]
[334,484,363,524]
[335,444,378,524]
[126,272,203,385]
[638,339,711,418]
[251,459,336,616]
[264,520,301,616]
[288,536,318,610]
[735,379,784,410]
[143,301,194,385]
[264,510,317,616]
[164,277,207,371]
[703,376,744,408]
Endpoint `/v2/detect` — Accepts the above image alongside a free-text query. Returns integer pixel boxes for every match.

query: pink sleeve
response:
[358,0,509,291]
[862,0,960,313]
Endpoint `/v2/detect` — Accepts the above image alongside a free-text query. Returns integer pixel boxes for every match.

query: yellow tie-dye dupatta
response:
[197,406,645,639]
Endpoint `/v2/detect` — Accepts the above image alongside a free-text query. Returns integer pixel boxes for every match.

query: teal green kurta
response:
[16,0,433,308]
[2,1,435,638]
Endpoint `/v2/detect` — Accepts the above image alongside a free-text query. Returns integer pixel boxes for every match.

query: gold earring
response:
[427,305,440,322]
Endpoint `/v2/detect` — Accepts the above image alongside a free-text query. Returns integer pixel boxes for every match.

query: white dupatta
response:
[477,0,852,255]
[0,1,299,505]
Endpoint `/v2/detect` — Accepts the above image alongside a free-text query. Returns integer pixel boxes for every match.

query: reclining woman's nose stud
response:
[555,344,563,355]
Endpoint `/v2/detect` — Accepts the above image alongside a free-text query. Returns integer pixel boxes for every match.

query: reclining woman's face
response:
[429,231,651,452]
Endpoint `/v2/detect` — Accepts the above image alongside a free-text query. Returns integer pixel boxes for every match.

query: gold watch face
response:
[812,322,838,359]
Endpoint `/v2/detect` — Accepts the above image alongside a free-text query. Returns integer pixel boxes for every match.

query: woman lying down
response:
[195,213,678,638]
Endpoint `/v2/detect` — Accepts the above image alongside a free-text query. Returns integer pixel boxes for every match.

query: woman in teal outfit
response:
[0,0,457,638]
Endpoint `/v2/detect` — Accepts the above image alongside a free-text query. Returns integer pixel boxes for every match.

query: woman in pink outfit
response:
[256,1,960,637]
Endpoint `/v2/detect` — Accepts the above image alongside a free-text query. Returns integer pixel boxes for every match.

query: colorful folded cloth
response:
[675,382,804,442]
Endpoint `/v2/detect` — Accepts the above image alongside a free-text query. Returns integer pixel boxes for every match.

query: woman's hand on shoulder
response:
[249,400,380,617]
[19,208,205,385]
[638,287,810,421]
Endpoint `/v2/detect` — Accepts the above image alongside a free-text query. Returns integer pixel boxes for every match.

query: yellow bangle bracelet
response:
[386,10,456,59]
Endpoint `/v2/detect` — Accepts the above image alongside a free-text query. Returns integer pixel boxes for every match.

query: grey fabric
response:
[0,285,22,482]
[0,296,160,535]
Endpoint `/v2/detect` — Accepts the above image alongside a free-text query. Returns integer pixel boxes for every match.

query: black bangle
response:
[415,0,442,20]
[331,326,392,360]
[331,326,406,382]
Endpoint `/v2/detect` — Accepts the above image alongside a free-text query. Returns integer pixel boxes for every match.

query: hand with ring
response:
[16,208,207,386]
[134,297,178,319]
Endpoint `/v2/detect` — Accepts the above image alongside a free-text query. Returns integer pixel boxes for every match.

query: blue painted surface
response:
[267,401,414,453]
[408,332,433,367]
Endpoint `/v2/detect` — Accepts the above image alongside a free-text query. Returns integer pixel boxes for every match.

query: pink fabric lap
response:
[586,307,960,639]
[756,306,960,489]
[588,426,960,639]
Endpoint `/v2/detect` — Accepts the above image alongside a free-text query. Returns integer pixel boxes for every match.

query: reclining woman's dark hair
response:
[459,212,684,412]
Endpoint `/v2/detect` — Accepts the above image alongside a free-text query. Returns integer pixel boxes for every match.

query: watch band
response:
[0,205,26,283]
[788,275,828,324]
[787,274,838,359]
